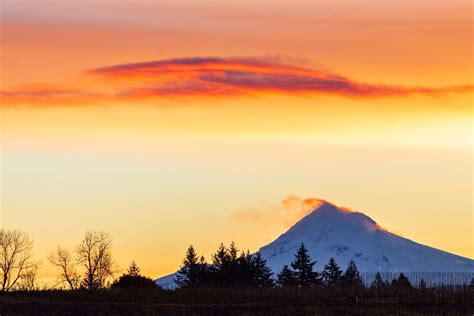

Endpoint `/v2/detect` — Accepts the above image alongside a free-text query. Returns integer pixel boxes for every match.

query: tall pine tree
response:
[212,243,230,270]
[251,252,274,287]
[321,258,343,286]
[236,249,254,287]
[371,272,385,290]
[342,260,363,287]
[175,245,208,288]
[290,243,319,287]
[277,265,296,287]
[210,242,251,287]
[228,242,239,261]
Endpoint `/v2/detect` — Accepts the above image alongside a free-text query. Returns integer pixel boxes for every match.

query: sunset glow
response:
[0,0,472,283]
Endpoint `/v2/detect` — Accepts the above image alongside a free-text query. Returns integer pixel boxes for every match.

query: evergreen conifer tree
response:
[228,242,239,261]
[251,252,274,287]
[277,265,296,287]
[391,273,412,289]
[127,260,141,276]
[290,243,319,287]
[235,249,254,287]
[212,243,230,270]
[371,272,385,290]
[175,245,208,288]
[211,242,247,287]
[342,260,363,287]
[321,257,343,286]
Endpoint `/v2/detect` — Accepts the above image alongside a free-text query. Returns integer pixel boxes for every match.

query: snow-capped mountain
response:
[156,200,473,288]
[259,201,473,274]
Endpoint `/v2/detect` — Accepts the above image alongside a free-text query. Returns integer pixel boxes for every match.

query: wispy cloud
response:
[0,85,104,107]
[232,195,401,235]
[232,195,331,228]
[2,56,472,107]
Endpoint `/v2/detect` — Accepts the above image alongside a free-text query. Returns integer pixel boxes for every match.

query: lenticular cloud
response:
[2,56,473,107]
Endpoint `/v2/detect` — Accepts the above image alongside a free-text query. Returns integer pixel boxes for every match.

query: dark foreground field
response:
[0,287,472,315]
[0,299,470,316]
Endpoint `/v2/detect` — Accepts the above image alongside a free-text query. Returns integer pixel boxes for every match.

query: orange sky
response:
[0,0,472,283]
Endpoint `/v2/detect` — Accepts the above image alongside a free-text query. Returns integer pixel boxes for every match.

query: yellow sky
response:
[0,0,472,282]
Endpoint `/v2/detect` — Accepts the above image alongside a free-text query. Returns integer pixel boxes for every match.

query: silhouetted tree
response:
[236,250,252,286]
[0,229,38,292]
[210,244,274,288]
[77,231,115,289]
[212,243,230,272]
[210,243,231,286]
[111,261,157,289]
[277,265,296,287]
[175,245,208,288]
[127,260,141,276]
[290,243,319,287]
[16,266,39,291]
[198,243,275,288]
[342,260,363,287]
[48,246,80,290]
[392,273,412,289]
[371,272,385,290]
[251,253,274,287]
[321,258,343,286]
[228,242,239,261]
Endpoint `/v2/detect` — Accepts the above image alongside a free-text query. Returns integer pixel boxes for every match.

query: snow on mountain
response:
[259,201,473,274]
[154,272,177,290]
[156,200,473,289]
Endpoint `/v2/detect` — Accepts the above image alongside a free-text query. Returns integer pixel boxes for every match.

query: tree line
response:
[174,242,418,290]
[0,228,472,292]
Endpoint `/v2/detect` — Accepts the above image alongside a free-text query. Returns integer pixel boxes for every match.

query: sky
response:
[0,0,472,283]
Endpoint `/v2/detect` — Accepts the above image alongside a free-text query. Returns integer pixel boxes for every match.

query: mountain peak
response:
[299,200,377,230]
[305,199,359,216]
[258,198,474,273]
[285,200,379,240]
[309,200,347,214]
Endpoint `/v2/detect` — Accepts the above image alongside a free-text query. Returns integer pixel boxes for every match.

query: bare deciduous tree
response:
[0,229,38,291]
[77,231,115,289]
[48,246,80,289]
[16,266,39,291]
